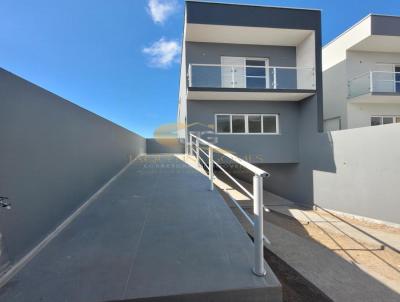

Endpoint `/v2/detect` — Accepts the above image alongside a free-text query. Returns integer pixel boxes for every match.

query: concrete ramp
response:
[0,155,281,302]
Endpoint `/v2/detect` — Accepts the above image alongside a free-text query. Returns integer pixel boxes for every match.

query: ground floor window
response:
[371,115,400,126]
[215,114,279,134]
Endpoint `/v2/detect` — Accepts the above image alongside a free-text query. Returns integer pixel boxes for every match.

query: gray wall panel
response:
[187,100,300,163]
[146,138,184,154]
[371,15,400,36]
[186,1,321,30]
[0,69,146,266]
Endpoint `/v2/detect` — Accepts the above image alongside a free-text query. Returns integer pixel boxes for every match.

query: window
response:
[216,115,230,133]
[383,117,393,125]
[371,116,382,126]
[248,115,262,133]
[232,115,246,133]
[215,114,279,134]
[396,66,400,92]
[263,116,277,133]
[371,115,400,126]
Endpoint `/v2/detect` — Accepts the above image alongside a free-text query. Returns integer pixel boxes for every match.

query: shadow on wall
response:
[0,68,146,272]
[262,124,400,225]
[229,130,336,209]
[146,138,185,154]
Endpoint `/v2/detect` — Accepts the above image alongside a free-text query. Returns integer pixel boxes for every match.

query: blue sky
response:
[1,0,400,137]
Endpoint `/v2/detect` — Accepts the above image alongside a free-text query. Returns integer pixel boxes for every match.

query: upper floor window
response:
[371,115,400,126]
[215,114,279,134]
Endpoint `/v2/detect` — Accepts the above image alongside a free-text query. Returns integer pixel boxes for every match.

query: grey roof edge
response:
[323,13,400,49]
[185,0,321,13]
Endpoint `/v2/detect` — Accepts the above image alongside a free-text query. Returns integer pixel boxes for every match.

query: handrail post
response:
[196,138,200,167]
[188,64,193,87]
[369,71,373,93]
[209,147,214,191]
[253,174,266,277]
[273,67,277,89]
[231,66,235,88]
[189,134,193,156]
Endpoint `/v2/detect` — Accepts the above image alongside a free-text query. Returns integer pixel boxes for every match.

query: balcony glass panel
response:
[348,73,371,98]
[373,72,396,93]
[274,68,297,89]
[349,71,400,98]
[189,64,314,90]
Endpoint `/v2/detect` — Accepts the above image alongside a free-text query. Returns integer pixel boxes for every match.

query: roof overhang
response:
[185,23,314,46]
[187,88,315,101]
[349,35,400,53]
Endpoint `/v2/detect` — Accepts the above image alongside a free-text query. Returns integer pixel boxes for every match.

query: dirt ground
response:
[264,208,400,293]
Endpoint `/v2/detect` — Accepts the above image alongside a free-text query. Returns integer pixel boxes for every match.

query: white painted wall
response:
[322,16,371,71]
[177,20,188,140]
[296,32,315,89]
[313,123,400,224]
[347,103,400,128]
[322,55,348,128]
[346,50,400,80]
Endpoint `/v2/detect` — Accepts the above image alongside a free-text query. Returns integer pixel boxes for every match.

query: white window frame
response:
[215,113,280,135]
[370,115,400,126]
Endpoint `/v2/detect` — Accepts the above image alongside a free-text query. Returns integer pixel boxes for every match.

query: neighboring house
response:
[323,14,400,131]
[178,0,323,164]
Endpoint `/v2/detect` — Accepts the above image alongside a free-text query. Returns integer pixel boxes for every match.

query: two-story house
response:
[323,14,400,131]
[178,1,323,165]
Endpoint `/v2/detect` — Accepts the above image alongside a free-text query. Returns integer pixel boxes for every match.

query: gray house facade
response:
[178,1,323,164]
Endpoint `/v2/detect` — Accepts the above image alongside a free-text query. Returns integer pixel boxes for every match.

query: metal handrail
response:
[188,133,269,277]
[349,70,400,82]
[188,63,315,90]
[189,63,314,70]
[348,71,400,97]
[194,135,268,177]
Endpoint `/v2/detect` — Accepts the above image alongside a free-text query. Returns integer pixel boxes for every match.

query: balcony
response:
[187,64,316,101]
[348,71,400,103]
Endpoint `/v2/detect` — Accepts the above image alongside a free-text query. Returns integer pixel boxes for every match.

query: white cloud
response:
[147,0,178,25]
[143,38,181,68]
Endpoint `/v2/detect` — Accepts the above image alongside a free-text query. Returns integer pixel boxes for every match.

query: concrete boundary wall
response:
[146,138,184,154]
[229,122,400,225]
[259,123,400,225]
[311,124,400,224]
[0,68,146,268]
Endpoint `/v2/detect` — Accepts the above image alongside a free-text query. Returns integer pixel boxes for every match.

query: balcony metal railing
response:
[188,64,316,90]
[348,71,400,98]
[188,133,270,277]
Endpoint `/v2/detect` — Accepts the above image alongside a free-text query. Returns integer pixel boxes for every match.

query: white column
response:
[209,148,214,191]
[196,138,200,167]
[253,174,266,277]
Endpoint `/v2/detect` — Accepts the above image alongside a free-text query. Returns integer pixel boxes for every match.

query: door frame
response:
[244,57,270,89]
